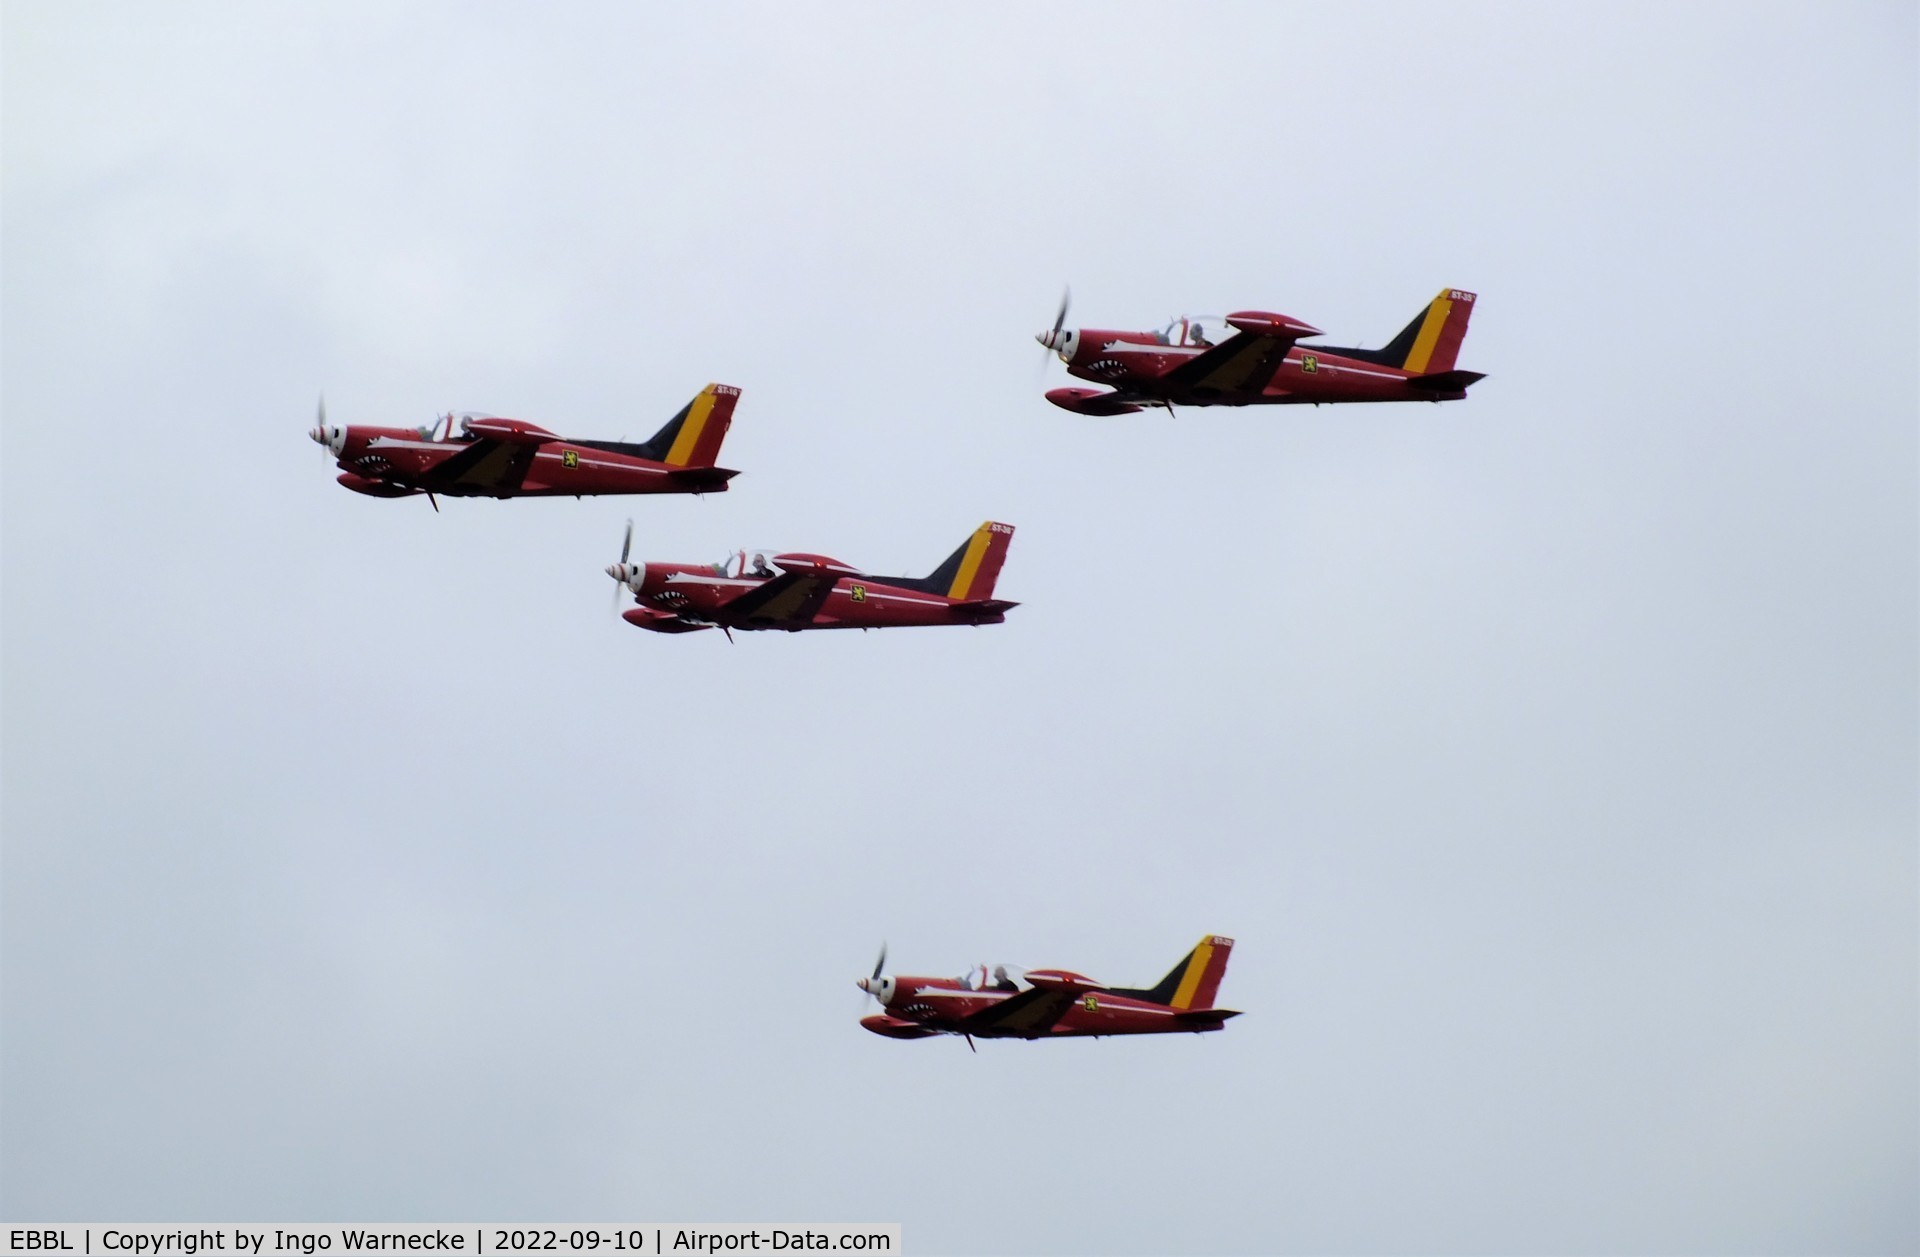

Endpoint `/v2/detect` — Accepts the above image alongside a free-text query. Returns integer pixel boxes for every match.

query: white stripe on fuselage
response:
[662,573,953,607]
[665,575,771,589]
[366,437,468,452]
[528,449,660,473]
[363,436,664,474]
[856,589,951,607]
[1286,360,1407,382]
[1101,340,1204,356]
[1093,344,1417,385]
[908,988,1014,1001]
[904,987,1173,1014]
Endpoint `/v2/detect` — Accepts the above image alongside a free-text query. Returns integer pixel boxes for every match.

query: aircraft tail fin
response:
[921,522,1015,601]
[1375,289,1477,375]
[636,383,740,468]
[1112,935,1235,1010]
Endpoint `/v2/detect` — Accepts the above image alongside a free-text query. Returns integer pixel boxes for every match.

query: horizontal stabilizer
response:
[1406,370,1486,392]
[667,465,740,488]
[952,598,1019,616]
[1173,1008,1242,1024]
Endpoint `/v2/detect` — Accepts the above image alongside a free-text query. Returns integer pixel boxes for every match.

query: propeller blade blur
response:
[311,395,330,460]
[610,519,635,615]
[1036,287,1070,378]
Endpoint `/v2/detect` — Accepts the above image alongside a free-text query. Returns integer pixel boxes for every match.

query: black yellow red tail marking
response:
[1113,935,1235,1010]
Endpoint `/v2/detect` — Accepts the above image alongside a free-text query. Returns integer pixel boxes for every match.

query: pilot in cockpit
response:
[991,965,1019,993]
[1189,322,1213,348]
[751,554,774,579]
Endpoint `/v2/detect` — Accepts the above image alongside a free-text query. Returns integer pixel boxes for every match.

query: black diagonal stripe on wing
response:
[422,439,538,492]
[1159,331,1299,397]
[721,572,836,625]
[956,987,1079,1038]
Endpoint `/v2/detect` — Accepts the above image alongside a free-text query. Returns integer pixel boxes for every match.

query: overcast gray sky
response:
[4,3,1915,1253]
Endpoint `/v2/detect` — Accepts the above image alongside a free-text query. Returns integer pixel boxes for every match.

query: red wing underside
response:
[1158,332,1300,396]
[957,987,1080,1037]
[720,572,836,626]
[428,439,538,492]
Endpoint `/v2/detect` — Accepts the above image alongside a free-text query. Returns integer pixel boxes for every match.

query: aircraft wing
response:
[1157,330,1301,396]
[956,987,1081,1038]
[424,438,540,492]
[720,571,838,626]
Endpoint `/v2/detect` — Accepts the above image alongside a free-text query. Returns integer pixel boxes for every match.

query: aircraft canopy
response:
[1154,316,1229,349]
[957,964,1030,993]
[414,411,506,440]
[713,549,787,579]
[713,549,860,579]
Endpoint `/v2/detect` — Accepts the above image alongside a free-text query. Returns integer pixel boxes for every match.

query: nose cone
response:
[1036,328,1076,360]
[856,976,870,993]
[308,425,326,445]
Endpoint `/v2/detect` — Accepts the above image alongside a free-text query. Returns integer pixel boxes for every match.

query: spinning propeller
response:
[856,943,889,1004]
[1035,287,1071,377]
[308,396,337,461]
[606,519,637,613]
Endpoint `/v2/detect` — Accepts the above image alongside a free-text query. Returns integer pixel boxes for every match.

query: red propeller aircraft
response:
[1036,289,1484,415]
[857,936,1239,1046]
[605,521,1017,635]
[308,383,741,505]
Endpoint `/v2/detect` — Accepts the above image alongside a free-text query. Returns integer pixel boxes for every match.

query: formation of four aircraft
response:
[312,289,1483,1043]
